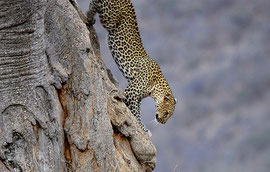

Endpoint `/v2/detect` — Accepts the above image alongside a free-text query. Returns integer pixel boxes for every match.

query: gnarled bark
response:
[0,0,156,171]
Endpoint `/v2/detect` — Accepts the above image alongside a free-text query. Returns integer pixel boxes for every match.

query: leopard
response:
[87,0,177,134]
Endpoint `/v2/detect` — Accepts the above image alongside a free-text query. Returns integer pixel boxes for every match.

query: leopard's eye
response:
[164,112,169,118]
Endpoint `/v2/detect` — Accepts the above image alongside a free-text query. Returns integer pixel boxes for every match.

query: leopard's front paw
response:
[143,128,152,137]
[146,129,152,137]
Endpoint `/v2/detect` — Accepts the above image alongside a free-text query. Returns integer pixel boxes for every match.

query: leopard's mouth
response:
[156,114,166,124]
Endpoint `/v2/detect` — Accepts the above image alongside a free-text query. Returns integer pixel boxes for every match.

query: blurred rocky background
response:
[78,0,270,171]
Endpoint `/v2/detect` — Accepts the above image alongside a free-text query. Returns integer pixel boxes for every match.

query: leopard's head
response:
[155,93,177,124]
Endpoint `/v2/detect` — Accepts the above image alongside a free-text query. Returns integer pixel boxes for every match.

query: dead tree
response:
[0,0,156,171]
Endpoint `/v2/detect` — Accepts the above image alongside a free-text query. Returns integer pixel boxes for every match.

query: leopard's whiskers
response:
[149,119,159,128]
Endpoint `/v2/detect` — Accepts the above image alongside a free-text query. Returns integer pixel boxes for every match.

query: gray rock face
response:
[0,0,156,171]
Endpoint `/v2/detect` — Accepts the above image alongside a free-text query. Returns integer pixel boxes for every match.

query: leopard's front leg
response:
[124,79,151,136]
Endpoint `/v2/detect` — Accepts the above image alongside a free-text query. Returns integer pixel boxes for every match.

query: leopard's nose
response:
[156,114,158,119]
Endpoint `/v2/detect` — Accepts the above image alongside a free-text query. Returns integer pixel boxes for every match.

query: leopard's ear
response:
[164,96,169,101]
[175,98,178,104]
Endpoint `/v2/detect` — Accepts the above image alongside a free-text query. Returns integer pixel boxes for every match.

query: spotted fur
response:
[87,0,177,133]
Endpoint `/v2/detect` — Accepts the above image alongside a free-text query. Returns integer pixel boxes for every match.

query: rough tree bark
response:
[0,0,156,171]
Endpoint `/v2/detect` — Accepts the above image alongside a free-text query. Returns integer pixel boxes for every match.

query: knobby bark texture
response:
[0,0,156,171]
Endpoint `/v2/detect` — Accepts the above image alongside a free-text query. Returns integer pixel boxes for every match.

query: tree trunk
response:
[0,0,156,171]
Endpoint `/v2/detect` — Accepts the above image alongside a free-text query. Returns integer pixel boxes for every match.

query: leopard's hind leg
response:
[87,0,99,25]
